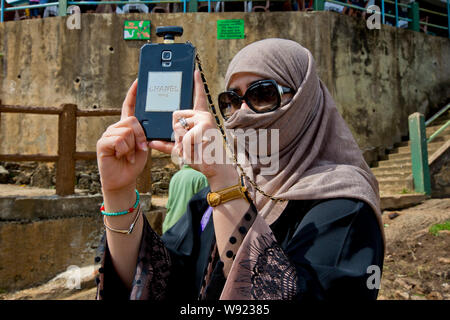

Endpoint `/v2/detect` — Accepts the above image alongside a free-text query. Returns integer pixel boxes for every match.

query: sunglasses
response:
[218,79,293,120]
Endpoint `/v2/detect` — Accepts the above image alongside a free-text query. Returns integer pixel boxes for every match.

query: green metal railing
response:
[408,103,450,195]
[2,0,449,38]
[0,0,191,21]
[426,104,450,144]
[0,0,270,21]
[314,0,449,38]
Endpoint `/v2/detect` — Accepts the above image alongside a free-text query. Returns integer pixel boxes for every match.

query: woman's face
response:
[224,72,294,119]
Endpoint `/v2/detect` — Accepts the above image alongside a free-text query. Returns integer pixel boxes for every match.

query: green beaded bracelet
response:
[100,189,140,216]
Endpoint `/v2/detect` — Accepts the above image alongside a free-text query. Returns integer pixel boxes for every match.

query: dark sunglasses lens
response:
[246,83,279,112]
[219,92,241,119]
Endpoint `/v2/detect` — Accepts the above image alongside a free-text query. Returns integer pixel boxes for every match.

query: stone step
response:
[380,187,413,195]
[395,141,443,154]
[374,171,411,179]
[388,143,443,160]
[426,133,450,143]
[395,133,449,148]
[378,179,411,190]
[371,164,412,174]
[380,193,428,210]
[377,176,411,183]
[426,124,450,137]
[387,152,412,160]
[377,158,411,167]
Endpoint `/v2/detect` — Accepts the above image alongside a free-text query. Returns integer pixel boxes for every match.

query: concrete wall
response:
[0,12,449,164]
[0,194,151,291]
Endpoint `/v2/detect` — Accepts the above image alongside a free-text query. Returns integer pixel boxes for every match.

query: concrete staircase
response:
[372,115,450,210]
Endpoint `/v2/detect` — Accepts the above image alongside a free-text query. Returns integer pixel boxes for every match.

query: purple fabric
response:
[200,206,213,232]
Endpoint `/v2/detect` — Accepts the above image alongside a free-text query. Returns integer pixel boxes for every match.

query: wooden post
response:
[408,112,431,195]
[56,104,77,196]
[137,149,152,194]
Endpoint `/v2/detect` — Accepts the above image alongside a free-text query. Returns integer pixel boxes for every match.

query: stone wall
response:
[0,193,152,292]
[429,141,450,198]
[1,12,449,166]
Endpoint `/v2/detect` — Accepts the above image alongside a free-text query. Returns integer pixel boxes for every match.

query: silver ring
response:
[178,117,189,130]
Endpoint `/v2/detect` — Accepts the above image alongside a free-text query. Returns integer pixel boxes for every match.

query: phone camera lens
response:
[162,51,172,61]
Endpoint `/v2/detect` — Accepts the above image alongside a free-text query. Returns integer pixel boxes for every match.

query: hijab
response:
[217,39,384,299]
[223,38,382,229]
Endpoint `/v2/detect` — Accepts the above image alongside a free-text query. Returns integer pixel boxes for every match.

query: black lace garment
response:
[95,187,384,300]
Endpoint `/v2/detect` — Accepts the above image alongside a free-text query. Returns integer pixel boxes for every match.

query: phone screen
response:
[145,71,182,112]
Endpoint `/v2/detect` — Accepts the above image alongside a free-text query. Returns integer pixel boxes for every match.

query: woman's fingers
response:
[173,110,196,129]
[148,140,175,155]
[99,117,151,165]
[193,70,209,112]
[121,79,138,120]
[112,116,148,152]
[102,127,136,159]
[97,135,130,160]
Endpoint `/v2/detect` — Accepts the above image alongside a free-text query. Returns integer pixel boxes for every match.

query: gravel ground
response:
[379,198,450,300]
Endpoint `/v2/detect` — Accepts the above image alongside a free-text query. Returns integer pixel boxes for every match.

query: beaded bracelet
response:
[103,204,141,235]
[100,189,140,216]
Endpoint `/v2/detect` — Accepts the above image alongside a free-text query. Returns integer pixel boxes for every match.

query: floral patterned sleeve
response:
[95,215,172,300]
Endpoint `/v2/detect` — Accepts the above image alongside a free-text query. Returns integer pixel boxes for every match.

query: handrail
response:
[321,0,450,38]
[0,103,152,196]
[384,12,411,22]
[428,120,450,143]
[420,7,448,18]
[68,0,189,13]
[408,103,450,195]
[1,0,449,38]
[3,2,59,12]
[384,0,410,9]
[420,20,449,30]
[327,0,366,13]
[68,0,188,4]
[425,103,450,144]
[425,103,450,126]
[408,113,431,195]
[327,0,412,25]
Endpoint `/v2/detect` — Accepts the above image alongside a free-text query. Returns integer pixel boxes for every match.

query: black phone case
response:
[135,42,195,140]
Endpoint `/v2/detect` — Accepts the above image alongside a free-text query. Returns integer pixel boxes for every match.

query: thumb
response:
[193,70,209,112]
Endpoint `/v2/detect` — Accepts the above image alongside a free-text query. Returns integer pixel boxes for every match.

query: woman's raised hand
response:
[96,79,149,194]
[150,70,239,188]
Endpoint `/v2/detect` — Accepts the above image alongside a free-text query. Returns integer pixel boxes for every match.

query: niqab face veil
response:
[222,38,382,230]
[216,39,384,300]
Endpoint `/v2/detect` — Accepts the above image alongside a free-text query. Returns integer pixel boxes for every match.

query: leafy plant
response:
[429,221,450,236]
[400,188,411,194]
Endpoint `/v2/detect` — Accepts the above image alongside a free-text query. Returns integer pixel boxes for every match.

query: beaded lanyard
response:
[194,51,288,300]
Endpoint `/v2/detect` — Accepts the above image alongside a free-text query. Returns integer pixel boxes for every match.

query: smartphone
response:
[135,27,196,140]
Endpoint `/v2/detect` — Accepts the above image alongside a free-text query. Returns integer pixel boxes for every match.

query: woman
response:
[95,39,384,300]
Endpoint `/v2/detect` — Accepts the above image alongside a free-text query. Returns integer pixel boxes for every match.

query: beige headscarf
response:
[223,38,382,230]
[216,39,384,300]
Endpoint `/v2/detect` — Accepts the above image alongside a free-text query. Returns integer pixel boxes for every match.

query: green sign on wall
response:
[217,19,245,40]
[124,20,151,40]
